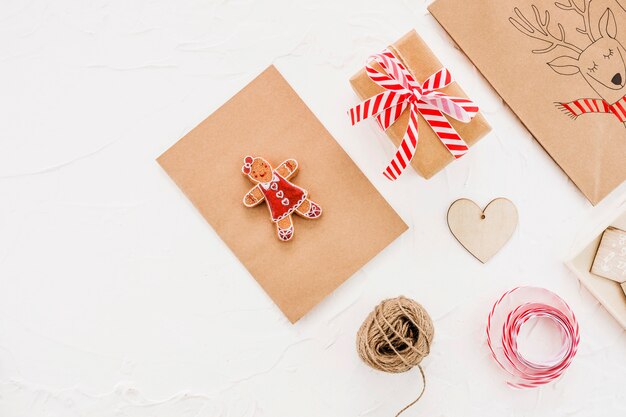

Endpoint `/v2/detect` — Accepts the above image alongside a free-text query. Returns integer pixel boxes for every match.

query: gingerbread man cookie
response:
[242,156,322,241]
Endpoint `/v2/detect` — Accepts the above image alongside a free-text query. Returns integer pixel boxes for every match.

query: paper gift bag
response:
[430,0,626,204]
[158,66,407,323]
[349,30,492,179]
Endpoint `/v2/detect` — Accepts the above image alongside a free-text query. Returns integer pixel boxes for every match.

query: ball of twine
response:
[356,296,434,416]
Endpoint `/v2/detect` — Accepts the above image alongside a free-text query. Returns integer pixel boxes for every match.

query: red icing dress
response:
[258,172,307,222]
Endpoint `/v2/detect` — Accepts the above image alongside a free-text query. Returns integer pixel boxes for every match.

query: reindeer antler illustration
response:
[511,2,626,120]
[554,0,594,42]
[510,5,583,54]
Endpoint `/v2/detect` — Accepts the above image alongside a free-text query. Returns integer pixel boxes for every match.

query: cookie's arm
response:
[275,159,298,179]
[243,185,265,207]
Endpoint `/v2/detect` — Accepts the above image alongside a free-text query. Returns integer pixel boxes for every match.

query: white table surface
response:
[1,1,625,416]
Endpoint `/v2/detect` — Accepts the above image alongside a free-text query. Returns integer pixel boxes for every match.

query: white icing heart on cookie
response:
[276,190,284,198]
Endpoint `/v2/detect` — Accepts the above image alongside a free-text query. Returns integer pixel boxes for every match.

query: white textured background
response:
[0,0,625,416]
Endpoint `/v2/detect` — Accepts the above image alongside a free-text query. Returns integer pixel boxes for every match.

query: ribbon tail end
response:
[382,170,396,181]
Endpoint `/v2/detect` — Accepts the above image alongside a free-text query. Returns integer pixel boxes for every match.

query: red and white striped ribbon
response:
[348,49,479,180]
[557,96,626,122]
[486,287,580,389]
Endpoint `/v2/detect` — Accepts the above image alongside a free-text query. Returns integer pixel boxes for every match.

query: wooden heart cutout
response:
[447,198,518,263]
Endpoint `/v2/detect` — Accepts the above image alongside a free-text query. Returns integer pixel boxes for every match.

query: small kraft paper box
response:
[591,227,626,284]
[349,30,492,179]
[429,0,626,204]
[567,209,626,329]
[158,66,408,323]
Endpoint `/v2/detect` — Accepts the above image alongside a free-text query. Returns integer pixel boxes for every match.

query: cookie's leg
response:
[276,215,294,241]
[295,199,322,219]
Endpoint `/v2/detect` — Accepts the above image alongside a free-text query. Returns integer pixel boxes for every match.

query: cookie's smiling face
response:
[248,157,273,183]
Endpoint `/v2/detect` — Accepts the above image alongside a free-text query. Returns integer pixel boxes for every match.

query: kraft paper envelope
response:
[430,0,626,204]
[157,66,407,323]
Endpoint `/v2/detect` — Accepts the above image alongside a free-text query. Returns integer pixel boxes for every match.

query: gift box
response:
[349,30,491,179]
[567,208,626,329]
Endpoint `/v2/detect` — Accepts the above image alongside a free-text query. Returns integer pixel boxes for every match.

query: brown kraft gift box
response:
[349,30,491,179]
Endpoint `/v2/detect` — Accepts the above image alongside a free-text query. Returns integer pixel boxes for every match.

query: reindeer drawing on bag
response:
[510,1,626,122]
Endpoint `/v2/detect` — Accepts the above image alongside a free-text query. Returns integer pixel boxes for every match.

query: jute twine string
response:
[356,296,434,417]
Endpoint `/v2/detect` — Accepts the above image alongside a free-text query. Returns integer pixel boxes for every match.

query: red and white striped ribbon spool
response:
[486,287,580,388]
[348,49,479,180]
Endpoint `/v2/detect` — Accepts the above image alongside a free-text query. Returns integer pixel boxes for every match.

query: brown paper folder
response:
[157,66,407,323]
[430,0,626,204]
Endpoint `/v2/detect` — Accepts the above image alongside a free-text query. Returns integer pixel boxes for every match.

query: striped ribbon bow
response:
[348,49,479,180]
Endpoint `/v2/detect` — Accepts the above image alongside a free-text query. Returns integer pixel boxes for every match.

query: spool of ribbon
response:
[486,287,580,388]
[348,49,479,180]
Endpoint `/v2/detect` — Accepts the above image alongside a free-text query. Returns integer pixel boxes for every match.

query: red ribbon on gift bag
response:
[348,49,480,180]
